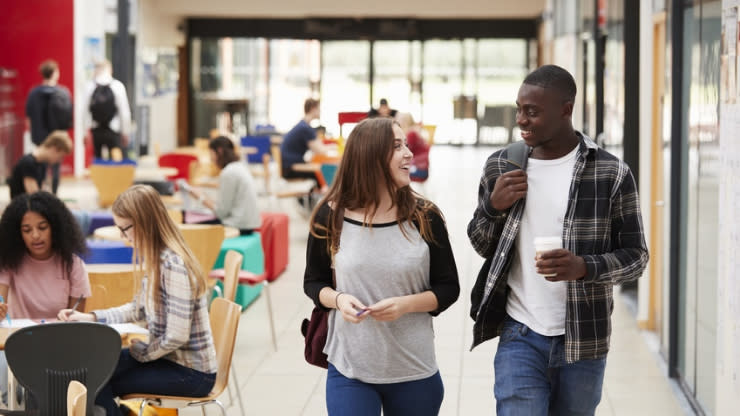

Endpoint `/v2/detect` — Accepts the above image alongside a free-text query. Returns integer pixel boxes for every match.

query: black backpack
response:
[89,84,117,127]
[469,140,530,322]
[44,88,73,132]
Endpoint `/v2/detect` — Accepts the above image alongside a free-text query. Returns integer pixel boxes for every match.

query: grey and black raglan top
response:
[304,202,459,383]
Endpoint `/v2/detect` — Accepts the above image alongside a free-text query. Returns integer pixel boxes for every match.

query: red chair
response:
[158,153,199,182]
[338,112,367,138]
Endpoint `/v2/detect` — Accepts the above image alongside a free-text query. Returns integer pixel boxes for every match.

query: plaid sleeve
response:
[581,162,649,284]
[467,152,510,258]
[130,257,194,362]
[94,278,146,324]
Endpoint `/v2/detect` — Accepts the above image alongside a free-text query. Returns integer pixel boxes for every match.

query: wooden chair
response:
[89,164,136,208]
[167,209,183,224]
[84,265,140,312]
[211,250,246,415]
[67,380,86,416]
[179,224,226,278]
[122,298,241,415]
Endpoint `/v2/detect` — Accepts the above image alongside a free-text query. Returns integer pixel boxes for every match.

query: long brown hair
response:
[309,117,439,256]
[208,136,240,169]
[112,185,207,306]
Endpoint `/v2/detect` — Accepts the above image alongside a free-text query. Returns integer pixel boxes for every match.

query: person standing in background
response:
[368,98,398,119]
[84,60,131,159]
[25,59,73,194]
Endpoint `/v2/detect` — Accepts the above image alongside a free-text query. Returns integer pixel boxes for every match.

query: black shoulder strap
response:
[504,140,530,172]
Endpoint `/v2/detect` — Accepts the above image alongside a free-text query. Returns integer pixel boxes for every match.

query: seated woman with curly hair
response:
[0,191,92,403]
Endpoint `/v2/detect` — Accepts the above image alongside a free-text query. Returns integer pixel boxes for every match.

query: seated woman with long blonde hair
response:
[59,185,217,415]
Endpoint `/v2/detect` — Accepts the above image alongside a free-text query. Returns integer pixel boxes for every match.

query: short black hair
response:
[0,192,86,278]
[523,65,577,102]
[379,98,389,106]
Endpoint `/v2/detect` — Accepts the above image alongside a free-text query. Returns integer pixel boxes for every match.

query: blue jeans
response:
[326,363,443,416]
[494,316,606,416]
[96,350,216,415]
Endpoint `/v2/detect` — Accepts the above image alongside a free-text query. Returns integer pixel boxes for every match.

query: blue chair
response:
[88,211,115,235]
[84,240,132,264]
[240,135,271,164]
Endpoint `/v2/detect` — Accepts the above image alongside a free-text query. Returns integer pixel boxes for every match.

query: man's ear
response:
[561,100,574,118]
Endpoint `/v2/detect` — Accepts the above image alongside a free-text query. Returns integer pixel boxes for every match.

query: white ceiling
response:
[149,0,547,20]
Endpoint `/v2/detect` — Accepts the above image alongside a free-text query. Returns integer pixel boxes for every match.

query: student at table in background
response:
[280,98,328,181]
[58,185,217,416]
[0,191,91,404]
[303,117,460,415]
[395,112,430,182]
[180,136,261,235]
[5,130,72,200]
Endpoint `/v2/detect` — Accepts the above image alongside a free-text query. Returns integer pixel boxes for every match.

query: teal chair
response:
[213,233,264,308]
[320,164,338,186]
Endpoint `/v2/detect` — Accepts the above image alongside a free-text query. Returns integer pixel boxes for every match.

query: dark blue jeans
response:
[494,316,607,416]
[326,363,443,416]
[96,350,216,415]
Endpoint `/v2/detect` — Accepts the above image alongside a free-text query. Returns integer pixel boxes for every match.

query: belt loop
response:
[520,325,528,336]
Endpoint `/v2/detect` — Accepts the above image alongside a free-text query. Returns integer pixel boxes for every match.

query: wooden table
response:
[94,224,239,241]
[134,166,178,180]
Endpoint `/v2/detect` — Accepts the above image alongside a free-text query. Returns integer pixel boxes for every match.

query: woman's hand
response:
[57,309,95,322]
[336,293,370,324]
[366,297,409,322]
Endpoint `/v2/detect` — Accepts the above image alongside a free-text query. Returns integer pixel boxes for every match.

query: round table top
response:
[93,224,239,242]
[86,263,135,273]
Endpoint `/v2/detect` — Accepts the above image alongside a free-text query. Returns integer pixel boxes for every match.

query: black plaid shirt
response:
[467,133,648,363]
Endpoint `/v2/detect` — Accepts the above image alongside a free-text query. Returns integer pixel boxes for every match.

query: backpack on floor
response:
[89,83,117,127]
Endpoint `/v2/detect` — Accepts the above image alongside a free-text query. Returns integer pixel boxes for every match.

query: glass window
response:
[321,41,370,137]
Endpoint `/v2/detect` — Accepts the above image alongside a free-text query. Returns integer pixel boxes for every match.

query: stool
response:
[258,212,289,281]
[84,240,133,264]
[214,234,264,308]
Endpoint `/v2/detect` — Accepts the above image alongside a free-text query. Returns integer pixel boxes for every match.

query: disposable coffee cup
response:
[534,236,562,277]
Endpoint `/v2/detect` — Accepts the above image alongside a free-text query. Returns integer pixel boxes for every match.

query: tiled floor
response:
[0,145,693,415]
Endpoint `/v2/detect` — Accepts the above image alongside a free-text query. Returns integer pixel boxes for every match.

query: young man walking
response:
[468,65,648,415]
[24,59,72,194]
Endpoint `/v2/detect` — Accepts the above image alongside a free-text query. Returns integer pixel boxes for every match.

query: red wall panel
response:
[0,0,75,174]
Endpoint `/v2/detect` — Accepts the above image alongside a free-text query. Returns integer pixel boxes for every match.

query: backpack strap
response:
[504,140,531,172]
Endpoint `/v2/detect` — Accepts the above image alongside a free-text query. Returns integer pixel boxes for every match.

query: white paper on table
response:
[0,319,39,328]
[108,323,149,335]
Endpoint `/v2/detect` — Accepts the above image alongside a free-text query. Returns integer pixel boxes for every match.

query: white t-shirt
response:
[506,145,578,336]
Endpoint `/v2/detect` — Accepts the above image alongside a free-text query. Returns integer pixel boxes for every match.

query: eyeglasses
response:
[117,224,134,236]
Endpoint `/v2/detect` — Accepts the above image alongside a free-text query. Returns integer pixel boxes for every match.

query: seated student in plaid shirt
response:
[59,185,217,415]
[468,65,648,416]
